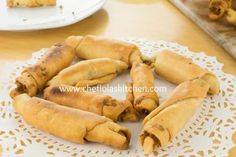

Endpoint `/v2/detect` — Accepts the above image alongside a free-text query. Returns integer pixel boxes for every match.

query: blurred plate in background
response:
[0,0,106,31]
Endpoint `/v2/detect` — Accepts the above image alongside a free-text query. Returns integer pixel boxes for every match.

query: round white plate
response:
[0,0,106,31]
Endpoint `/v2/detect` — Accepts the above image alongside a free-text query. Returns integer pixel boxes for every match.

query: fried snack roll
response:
[128,62,159,115]
[7,0,56,8]
[10,43,75,98]
[154,51,219,94]
[48,58,128,87]
[208,0,232,20]
[140,79,209,154]
[226,8,236,25]
[13,94,131,149]
[44,85,137,122]
[65,35,143,66]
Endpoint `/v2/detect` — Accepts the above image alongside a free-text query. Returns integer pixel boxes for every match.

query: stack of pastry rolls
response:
[140,79,210,153]
[47,36,159,119]
[11,36,147,149]
[139,50,220,154]
[10,36,220,153]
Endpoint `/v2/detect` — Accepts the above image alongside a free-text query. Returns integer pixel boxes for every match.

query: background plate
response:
[0,0,106,31]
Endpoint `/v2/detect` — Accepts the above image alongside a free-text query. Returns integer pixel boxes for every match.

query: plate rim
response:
[0,0,106,31]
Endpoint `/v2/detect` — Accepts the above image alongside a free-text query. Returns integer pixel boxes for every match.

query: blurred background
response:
[0,0,235,75]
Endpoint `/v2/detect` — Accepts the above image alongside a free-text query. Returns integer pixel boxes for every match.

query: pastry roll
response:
[140,79,209,154]
[48,58,128,87]
[7,0,56,8]
[128,62,159,115]
[65,35,143,66]
[44,85,137,122]
[13,94,131,149]
[10,43,75,98]
[154,51,219,94]
[208,0,231,20]
[226,8,236,25]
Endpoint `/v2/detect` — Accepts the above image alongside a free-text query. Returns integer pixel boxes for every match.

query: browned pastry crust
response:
[65,35,143,66]
[208,0,236,25]
[10,43,75,98]
[226,8,236,25]
[44,85,137,122]
[140,79,209,154]
[48,58,128,87]
[128,62,159,115]
[7,0,56,8]
[154,50,219,94]
[13,94,131,149]
[208,0,232,20]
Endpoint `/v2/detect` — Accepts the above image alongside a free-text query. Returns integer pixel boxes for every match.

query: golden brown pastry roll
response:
[128,62,159,115]
[226,8,236,25]
[48,58,128,87]
[154,51,219,94]
[44,85,137,122]
[65,35,143,66]
[208,0,231,20]
[75,74,117,87]
[10,43,75,98]
[7,0,56,7]
[13,94,131,149]
[140,79,209,154]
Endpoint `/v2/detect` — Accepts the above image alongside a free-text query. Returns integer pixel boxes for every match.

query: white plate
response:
[0,0,106,31]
